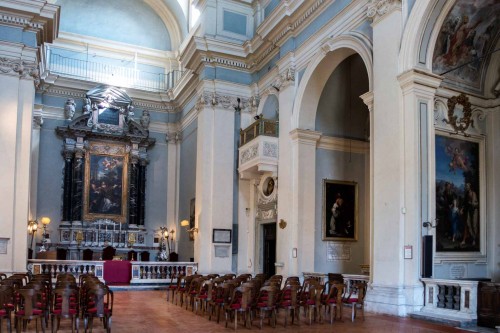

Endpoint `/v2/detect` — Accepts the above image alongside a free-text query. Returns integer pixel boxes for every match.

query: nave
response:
[9,290,484,333]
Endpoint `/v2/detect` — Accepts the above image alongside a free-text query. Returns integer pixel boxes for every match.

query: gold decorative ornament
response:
[445,93,473,137]
[279,219,287,229]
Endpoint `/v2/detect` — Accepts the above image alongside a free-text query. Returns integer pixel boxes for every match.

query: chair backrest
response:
[325,282,345,304]
[82,249,93,261]
[52,287,78,315]
[127,250,137,261]
[56,248,68,260]
[86,285,113,317]
[259,286,278,307]
[140,251,150,262]
[102,246,116,260]
[16,288,39,317]
[0,285,13,311]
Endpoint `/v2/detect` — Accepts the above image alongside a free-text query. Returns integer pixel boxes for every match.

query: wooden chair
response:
[300,279,323,325]
[127,250,137,261]
[83,285,113,333]
[14,288,46,333]
[166,273,183,303]
[82,250,93,261]
[343,282,367,322]
[224,286,251,330]
[50,286,79,333]
[253,286,278,329]
[209,281,237,323]
[101,247,116,261]
[322,282,345,324]
[0,285,13,333]
[277,284,300,327]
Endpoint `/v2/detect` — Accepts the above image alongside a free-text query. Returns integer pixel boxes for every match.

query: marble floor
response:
[8,290,491,333]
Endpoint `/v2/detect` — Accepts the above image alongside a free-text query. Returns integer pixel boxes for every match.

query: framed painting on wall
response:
[83,141,129,223]
[322,179,358,241]
[435,133,482,252]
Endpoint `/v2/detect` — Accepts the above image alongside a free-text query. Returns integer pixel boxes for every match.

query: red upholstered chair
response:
[253,286,278,329]
[101,246,116,261]
[14,288,46,333]
[343,282,367,322]
[300,279,324,325]
[277,284,300,327]
[0,285,13,333]
[322,282,345,324]
[224,286,251,330]
[83,285,113,333]
[50,287,79,333]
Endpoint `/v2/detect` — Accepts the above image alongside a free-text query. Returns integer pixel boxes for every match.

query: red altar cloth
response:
[103,260,132,285]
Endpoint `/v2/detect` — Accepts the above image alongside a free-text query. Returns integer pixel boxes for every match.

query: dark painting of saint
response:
[88,155,123,215]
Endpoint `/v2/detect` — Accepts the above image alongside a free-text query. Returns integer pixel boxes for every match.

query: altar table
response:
[103,260,132,284]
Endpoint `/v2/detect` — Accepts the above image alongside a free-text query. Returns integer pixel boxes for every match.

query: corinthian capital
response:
[367,0,401,21]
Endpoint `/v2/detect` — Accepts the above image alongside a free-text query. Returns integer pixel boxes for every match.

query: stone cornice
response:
[289,129,322,145]
[317,136,369,154]
[181,0,333,74]
[0,1,60,45]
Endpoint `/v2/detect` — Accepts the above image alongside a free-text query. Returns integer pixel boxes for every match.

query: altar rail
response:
[28,259,198,285]
[420,278,479,324]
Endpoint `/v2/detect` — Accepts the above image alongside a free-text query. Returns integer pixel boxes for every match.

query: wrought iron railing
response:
[45,50,183,92]
[240,118,279,147]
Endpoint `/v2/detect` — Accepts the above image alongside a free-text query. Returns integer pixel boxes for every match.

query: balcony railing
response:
[239,118,279,147]
[45,50,183,93]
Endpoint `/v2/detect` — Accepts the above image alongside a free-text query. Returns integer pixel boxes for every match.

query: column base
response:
[365,283,424,316]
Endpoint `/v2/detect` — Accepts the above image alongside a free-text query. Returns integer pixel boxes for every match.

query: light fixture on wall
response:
[181,219,198,240]
[39,217,51,252]
[27,220,38,257]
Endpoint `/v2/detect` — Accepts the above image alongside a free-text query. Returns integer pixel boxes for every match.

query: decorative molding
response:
[196,92,250,111]
[0,58,40,87]
[317,136,370,154]
[272,67,295,90]
[33,105,44,129]
[240,144,259,165]
[367,0,401,22]
[263,142,278,158]
[444,93,473,137]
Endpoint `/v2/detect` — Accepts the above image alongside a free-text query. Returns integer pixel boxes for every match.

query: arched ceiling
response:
[52,0,187,51]
[432,0,500,97]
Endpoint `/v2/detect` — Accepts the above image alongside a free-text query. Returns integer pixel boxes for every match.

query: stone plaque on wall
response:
[327,242,351,261]
[449,264,467,279]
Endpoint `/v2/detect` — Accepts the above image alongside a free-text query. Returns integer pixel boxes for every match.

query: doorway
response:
[263,223,276,278]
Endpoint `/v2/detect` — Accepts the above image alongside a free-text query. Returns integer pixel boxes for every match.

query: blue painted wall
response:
[261,95,279,119]
[223,10,247,36]
[0,25,37,47]
[264,0,281,18]
[55,0,172,50]
[314,149,367,273]
[315,54,369,140]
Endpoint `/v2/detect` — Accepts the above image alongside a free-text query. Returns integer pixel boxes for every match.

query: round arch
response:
[399,0,455,72]
[292,34,372,130]
[257,93,279,119]
[144,0,187,50]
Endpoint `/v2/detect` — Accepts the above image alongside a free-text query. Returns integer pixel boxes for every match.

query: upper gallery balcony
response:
[41,46,184,93]
[238,118,279,179]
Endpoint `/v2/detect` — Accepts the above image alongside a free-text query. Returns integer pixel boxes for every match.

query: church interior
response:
[0,0,499,331]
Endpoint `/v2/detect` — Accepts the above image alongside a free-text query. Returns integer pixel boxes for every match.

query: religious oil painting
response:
[432,0,500,91]
[84,142,128,223]
[322,180,358,241]
[435,134,480,252]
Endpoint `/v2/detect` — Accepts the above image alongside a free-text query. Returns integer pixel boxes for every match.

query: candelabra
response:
[39,217,51,252]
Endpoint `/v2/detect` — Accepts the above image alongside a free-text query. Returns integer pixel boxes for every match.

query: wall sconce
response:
[28,220,38,245]
[181,219,198,240]
[39,217,51,252]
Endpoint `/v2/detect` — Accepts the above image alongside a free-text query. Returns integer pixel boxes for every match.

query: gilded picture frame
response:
[83,141,129,223]
[322,179,358,241]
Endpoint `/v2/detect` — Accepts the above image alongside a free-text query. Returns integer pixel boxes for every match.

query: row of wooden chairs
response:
[0,273,113,333]
[166,272,367,330]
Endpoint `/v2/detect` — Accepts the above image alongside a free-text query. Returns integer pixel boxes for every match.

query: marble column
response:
[71,148,85,223]
[62,149,74,223]
[128,158,139,227]
[138,159,147,226]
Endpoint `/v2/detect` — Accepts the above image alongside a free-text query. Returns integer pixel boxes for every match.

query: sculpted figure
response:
[82,97,91,114]
[140,110,150,129]
[64,98,76,120]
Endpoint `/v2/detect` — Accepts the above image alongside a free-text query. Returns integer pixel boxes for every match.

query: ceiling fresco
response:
[432,0,500,93]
